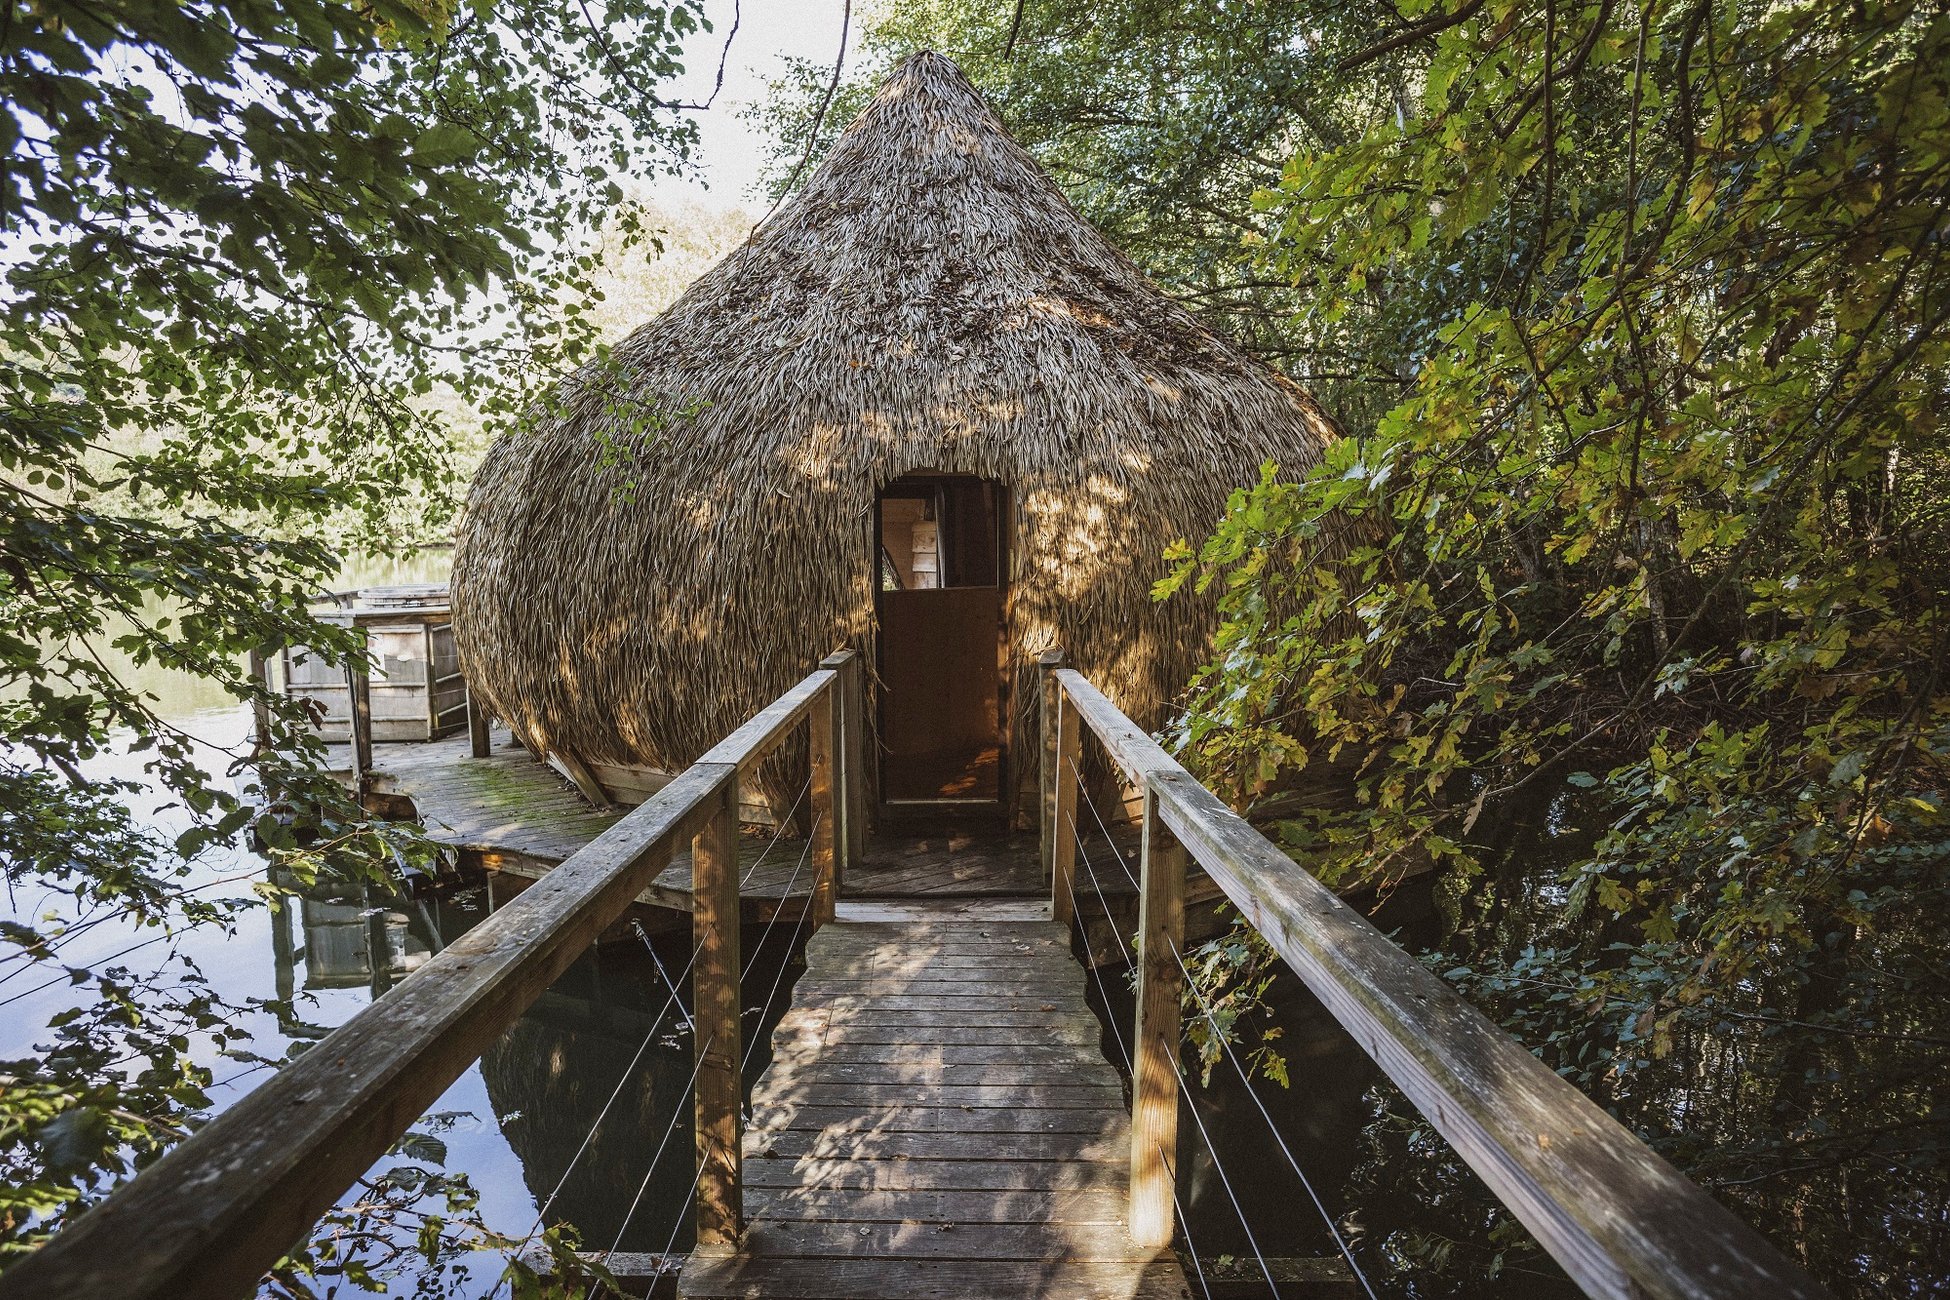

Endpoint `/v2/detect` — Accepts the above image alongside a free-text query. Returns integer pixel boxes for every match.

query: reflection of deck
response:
[680,900,1191,1300]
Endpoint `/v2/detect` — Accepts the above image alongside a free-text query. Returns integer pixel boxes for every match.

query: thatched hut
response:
[452,51,1339,827]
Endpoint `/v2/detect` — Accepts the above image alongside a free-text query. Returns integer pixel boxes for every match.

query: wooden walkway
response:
[679,899,1191,1300]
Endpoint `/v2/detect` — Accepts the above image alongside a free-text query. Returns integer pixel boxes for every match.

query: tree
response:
[0,0,711,1271]
[1164,1,1950,1292]
[751,0,1429,429]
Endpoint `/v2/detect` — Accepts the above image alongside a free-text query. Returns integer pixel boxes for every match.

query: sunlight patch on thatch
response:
[451,51,1344,821]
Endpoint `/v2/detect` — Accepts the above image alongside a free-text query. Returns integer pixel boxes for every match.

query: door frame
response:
[872,473,1011,809]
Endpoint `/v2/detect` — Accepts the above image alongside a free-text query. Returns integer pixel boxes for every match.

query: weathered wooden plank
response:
[746,1186,1127,1225]
[742,1157,1128,1192]
[748,1103,1121,1135]
[1129,784,1186,1248]
[821,1008,1105,1030]
[818,1021,1103,1047]
[1051,670,1177,788]
[786,1041,1106,1066]
[1052,677,1082,925]
[803,993,1089,1012]
[696,668,832,769]
[758,1060,1119,1087]
[1149,755,1830,1299]
[681,1256,1191,1300]
[465,685,490,758]
[738,1218,1145,1260]
[808,681,838,926]
[758,1082,1123,1109]
[0,760,735,1300]
[691,779,744,1251]
[750,1128,1127,1163]
[789,977,1082,998]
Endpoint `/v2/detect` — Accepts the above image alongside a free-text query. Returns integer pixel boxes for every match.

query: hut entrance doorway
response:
[875,474,1007,805]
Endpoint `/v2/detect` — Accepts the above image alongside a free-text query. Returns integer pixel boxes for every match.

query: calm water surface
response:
[3,552,809,1294]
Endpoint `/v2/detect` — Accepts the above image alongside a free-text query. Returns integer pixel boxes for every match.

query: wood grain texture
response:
[1054,672,1833,1300]
[677,901,1189,1300]
[0,760,735,1300]
[1129,787,1186,1249]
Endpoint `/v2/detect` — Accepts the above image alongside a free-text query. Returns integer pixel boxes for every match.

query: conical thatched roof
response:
[452,51,1340,820]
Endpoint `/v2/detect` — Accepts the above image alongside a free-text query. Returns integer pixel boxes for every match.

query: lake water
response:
[0,552,808,1293]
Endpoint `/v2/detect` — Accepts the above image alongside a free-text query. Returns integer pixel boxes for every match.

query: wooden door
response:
[876,477,1006,803]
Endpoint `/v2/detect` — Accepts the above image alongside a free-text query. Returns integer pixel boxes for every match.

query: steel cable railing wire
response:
[1158,1140,1215,1300]
[1066,752,1140,888]
[484,923,708,1300]
[589,1028,721,1299]
[1160,1029,1285,1300]
[1068,764,1337,1299]
[1166,936,1380,1300]
[648,812,826,1287]
[743,775,813,890]
[489,775,811,1295]
[1061,816,1223,1299]
[740,813,821,1072]
[1060,812,1131,1073]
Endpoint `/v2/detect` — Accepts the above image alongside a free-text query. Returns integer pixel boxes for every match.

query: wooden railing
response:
[1038,654,1833,1300]
[0,650,865,1300]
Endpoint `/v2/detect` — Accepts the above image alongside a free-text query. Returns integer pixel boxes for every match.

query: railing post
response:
[247,646,274,757]
[808,674,839,927]
[691,775,744,1252]
[818,649,862,884]
[466,684,491,758]
[1039,648,1076,911]
[1051,678,1081,925]
[346,631,374,800]
[1130,773,1187,1249]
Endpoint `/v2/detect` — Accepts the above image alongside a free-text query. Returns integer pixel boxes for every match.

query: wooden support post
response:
[691,779,744,1253]
[818,650,863,882]
[1051,683,1081,926]
[808,678,839,927]
[848,654,867,866]
[346,634,374,800]
[1038,647,1065,891]
[466,685,491,759]
[247,647,274,756]
[1129,775,1187,1249]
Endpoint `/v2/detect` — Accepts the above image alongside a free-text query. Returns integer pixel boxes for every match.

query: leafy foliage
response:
[1160,1,1950,1292]
[1,0,710,1271]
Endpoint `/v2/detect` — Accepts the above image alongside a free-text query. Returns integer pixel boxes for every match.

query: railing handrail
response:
[1045,664,1832,1300]
[1,652,862,1300]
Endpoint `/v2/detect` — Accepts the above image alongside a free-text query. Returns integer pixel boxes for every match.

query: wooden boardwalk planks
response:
[677,902,1192,1300]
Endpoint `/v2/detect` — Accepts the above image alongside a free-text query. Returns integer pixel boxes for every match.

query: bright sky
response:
[643,0,856,212]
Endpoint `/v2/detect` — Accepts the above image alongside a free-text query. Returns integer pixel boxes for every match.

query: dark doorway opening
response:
[875,474,1007,806]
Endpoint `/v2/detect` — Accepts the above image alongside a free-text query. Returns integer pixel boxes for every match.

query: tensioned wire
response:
[1166,933,1379,1300]
[1069,764,1369,1299]
[620,812,826,1285]
[1056,814,1213,1300]
[486,774,813,1297]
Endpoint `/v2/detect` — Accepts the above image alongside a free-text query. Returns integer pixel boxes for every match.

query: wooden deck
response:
[678,900,1192,1300]
[343,732,1064,906]
[339,731,818,917]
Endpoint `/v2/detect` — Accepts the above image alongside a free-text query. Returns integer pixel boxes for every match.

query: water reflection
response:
[4,546,801,1295]
[259,859,802,1264]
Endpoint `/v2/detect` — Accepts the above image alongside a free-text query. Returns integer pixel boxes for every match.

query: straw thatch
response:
[451,51,1341,824]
